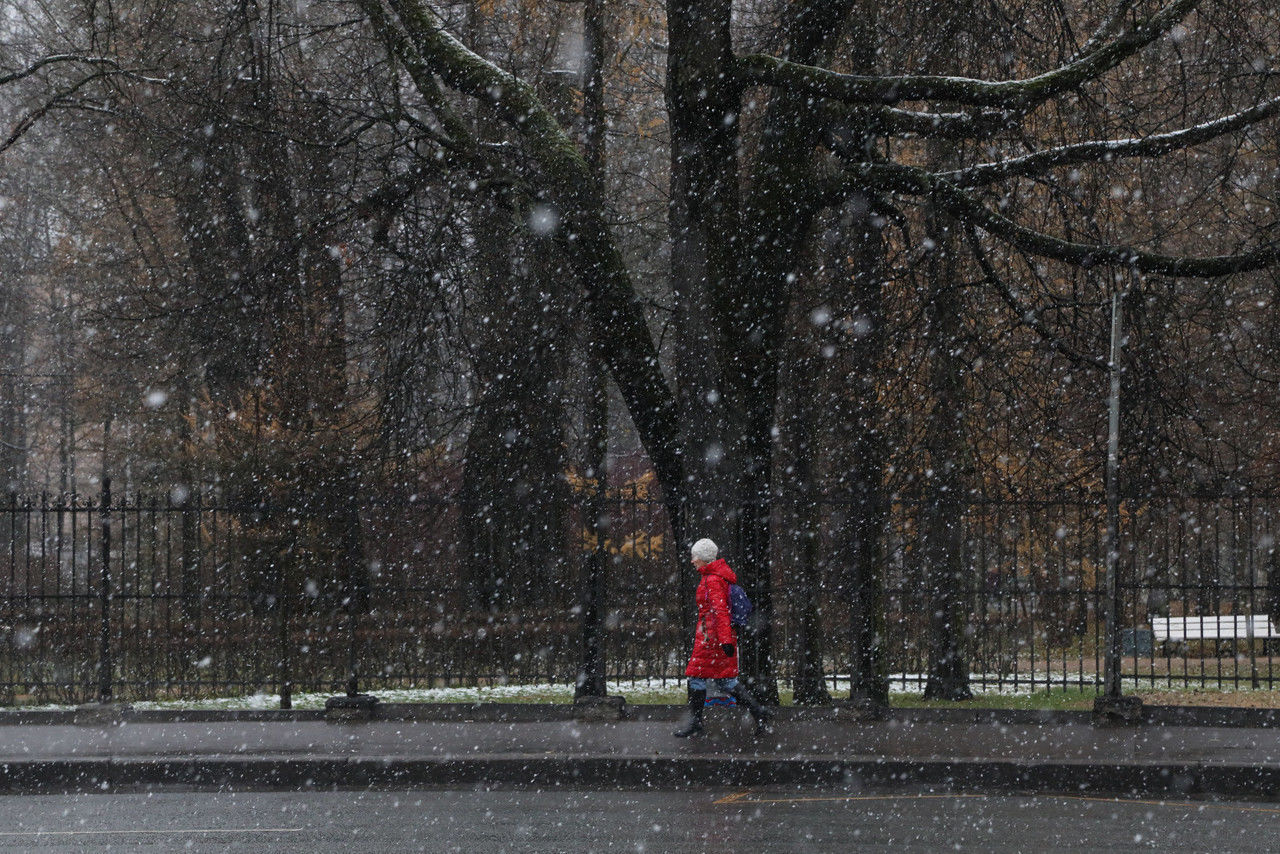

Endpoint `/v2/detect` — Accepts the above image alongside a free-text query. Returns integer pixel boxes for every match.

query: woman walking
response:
[674,538,772,737]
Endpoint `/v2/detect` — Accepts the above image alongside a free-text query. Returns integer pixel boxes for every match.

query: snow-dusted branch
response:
[0,69,126,155]
[358,0,478,153]
[943,95,1280,186]
[852,161,1280,277]
[736,0,1197,109]
[829,103,1018,140]
[1,52,171,156]
[0,54,120,87]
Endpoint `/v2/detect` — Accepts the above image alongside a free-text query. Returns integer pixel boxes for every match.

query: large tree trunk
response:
[458,359,569,610]
[666,0,783,698]
[575,0,610,699]
[664,0,854,705]
[665,0,739,503]
[785,350,831,705]
[0,275,28,493]
[301,97,370,620]
[825,194,891,706]
[728,0,865,703]
[459,189,570,611]
[921,204,974,701]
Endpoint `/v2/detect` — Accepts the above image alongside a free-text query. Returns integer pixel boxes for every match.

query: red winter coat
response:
[685,558,739,678]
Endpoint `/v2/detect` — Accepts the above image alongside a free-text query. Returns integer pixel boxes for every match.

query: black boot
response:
[673,688,707,737]
[729,684,772,736]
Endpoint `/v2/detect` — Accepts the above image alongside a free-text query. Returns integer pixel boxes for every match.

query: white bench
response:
[1151,615,1280,651]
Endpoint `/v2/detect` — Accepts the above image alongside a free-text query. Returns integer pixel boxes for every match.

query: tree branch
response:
[359,0,689,516]
[861,104,1018,140]
[356,0,478,153]
[943,94,1280,186]
[736,0,1198,109]
[855,161,1280,277]
[1071,0,1137,60]
[965,225,1107,372]
[1,69,125,155]
[0,54,120,86]
[823,100,1019,143]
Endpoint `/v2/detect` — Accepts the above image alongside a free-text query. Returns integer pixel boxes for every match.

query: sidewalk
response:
[2,704,1280,797]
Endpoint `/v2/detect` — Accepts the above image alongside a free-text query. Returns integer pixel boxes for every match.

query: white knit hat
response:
[690,538,718,563]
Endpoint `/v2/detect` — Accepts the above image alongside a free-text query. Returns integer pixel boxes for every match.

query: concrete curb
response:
[2,755,1279,798]
[4,703,1280,728]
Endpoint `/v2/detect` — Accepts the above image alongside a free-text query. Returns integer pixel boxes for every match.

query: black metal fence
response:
[0,483,689,705]
[3,485,1280,705]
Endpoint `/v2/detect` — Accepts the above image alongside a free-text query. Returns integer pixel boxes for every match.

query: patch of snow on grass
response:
[33,673,1270,711]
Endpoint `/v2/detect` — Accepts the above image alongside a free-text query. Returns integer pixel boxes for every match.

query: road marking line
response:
[1058,796,1280,816]
[0,827,304,837]
[719,791,1280,815]
[718,792,988,805]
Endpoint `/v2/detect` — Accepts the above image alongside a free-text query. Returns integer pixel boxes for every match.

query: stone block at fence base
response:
[572,695,628,722]
[73,702,132,727]
[1092,695,1144,726]
[832,697,888,723]
[325,694,380,722]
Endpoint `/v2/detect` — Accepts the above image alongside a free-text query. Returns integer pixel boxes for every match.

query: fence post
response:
[575,480,609,700]
[325,487,376,721]
[180,490,199,621]
[277,541,292,710]
[97,478,113,704]
[343,523,362,701]
[342,489,367,699]
[573,478,626,720]
[345,610,360,698]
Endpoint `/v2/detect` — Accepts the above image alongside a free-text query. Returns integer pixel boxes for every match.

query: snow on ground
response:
[42,673,1076,711]
[16,674,1278,711]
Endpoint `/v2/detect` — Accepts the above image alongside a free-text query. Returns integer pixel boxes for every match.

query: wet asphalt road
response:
[0,788,1277,853]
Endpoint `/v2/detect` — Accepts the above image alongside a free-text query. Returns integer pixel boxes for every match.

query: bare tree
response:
[347,0,1280,700]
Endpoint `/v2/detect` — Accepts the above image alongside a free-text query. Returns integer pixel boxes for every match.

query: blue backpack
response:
[728,583,753,629]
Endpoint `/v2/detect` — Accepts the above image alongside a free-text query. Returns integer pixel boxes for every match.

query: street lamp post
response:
[1104,293,1122,700]
[1095,291,1143,723]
